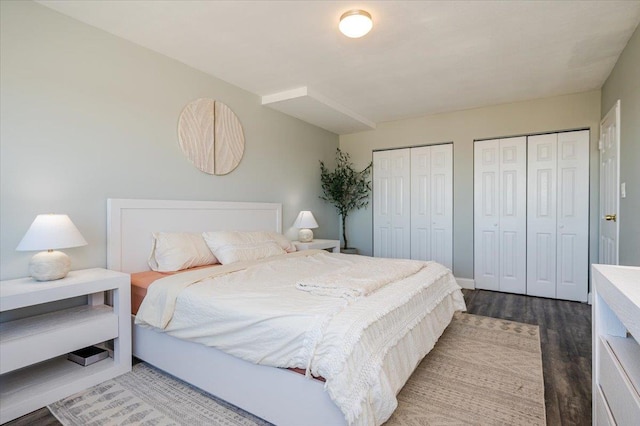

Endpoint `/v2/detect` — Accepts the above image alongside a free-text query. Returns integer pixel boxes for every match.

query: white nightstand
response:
[0,268,131,423]
[293,239,340,253]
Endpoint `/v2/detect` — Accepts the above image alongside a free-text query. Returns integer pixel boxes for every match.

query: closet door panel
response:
[410,147,431,261]
[373,149,410,259]
[391,150,411,259]
[556,130,589,302]
[498,137,527,294]
[377,145,452,263]
[373,151,392,258]
[527,134,557,298]
[474,139,500,291]
[430,145,453,269]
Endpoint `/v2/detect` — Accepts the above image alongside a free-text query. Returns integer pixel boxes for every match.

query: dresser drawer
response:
[598,336,640,425]
[594,385,616,426]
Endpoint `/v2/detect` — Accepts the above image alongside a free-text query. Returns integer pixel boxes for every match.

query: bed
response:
[107,198,465,426]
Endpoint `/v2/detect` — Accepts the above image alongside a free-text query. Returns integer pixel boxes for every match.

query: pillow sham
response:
[148,232,217,272]
[209,240,286,265]
[201,231,296,253]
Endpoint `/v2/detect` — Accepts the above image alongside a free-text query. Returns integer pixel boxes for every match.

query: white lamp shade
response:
[16,214,88,251]
[293,211,319,229]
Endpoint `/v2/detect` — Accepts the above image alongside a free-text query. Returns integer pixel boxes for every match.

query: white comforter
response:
[136,250,466,425]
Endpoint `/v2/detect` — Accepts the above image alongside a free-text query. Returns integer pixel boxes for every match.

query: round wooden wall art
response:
[178,98,245,175]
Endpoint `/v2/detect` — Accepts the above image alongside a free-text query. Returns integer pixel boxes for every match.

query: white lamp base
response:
[298,228,314,243]
[29,250,71,281]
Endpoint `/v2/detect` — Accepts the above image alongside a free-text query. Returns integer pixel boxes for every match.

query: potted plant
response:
[319,148,372,252]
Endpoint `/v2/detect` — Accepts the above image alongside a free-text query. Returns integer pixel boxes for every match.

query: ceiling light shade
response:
[339,9,373,38]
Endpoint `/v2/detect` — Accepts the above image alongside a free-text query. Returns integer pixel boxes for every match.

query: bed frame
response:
[107,198,346,426]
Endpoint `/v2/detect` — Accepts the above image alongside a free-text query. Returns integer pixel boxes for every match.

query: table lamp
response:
[16,214,88,281]
[293,211,319,243]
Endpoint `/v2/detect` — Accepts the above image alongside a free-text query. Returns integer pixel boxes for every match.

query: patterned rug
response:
[387,312,546,425]
[49,313,545,425]
[48,363,270,426]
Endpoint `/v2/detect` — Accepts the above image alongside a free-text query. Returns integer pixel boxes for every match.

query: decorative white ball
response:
[298,228,314,243]
[29,250,71,281]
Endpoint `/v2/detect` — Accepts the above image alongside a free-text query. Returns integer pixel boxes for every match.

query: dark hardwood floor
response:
[463,289,592,426]
[4,289,592,426]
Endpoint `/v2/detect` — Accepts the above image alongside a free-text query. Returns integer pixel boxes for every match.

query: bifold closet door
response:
[527,130,589,302]
[373,149,411,259]
[410,145,453,269]
[474,137,527,293]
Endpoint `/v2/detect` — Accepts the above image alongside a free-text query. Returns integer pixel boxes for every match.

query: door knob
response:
[605,214,617,222]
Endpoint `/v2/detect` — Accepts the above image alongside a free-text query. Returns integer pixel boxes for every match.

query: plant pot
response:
[341,247,358,255]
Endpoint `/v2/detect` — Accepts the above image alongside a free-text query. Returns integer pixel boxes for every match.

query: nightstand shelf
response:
[0,354,116,417]
[0,304,118,374]
[293,239,340,253]
[0,268,131,423]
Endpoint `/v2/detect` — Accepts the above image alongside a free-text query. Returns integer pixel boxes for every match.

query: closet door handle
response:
[605,214,617,222]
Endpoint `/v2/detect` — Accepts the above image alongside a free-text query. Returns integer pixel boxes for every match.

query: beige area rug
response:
[387,312,546,425]
[49,313,545,426]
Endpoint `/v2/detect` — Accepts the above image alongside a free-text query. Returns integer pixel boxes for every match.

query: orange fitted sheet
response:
[130,265,216,315]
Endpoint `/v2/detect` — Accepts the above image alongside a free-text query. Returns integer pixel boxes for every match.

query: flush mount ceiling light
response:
[339,9,373,38]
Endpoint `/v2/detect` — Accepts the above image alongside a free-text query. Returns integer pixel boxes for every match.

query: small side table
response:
[293,239,340,253]
[0,268,131,423]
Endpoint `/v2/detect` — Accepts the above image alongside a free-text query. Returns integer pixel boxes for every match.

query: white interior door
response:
[410,146,431,261]
[391,149,411,259]
[556,130,589,302]
[599,101,620,265]
[374,149,411,259]
[373,151,392,258]
[474,138,526,292]
[474,139,501,291]
[429,144,453,269]
[498,137,527,294]
[527,131,589,302]
[411,145,453,268]
[527,134,558,298]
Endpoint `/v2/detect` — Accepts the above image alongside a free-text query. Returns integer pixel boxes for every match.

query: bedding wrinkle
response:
[296,257,426,300]
[134,250,465,425]
[136,250,324,329]
[310,262,464,424]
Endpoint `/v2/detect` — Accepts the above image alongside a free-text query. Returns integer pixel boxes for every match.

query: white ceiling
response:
[39,1,640,135]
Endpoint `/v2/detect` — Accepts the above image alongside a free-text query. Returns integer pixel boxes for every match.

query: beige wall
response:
[601,24,640,267]
[0,1,339,280]
[340,91,601,280]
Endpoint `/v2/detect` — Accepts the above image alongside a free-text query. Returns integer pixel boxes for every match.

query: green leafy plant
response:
[319,148,372,249]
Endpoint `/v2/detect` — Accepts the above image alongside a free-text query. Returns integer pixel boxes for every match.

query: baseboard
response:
[455,277,475,290]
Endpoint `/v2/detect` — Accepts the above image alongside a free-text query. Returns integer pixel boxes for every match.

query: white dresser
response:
[592,264,640,425]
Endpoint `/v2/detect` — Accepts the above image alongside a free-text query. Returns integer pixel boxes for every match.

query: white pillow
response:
[210,240,286,265]
[148,232,217,272]
[201,231,296,253]
[266,231,297,253]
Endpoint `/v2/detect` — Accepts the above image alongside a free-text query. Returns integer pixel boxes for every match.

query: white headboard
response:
[107,199,282,273]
